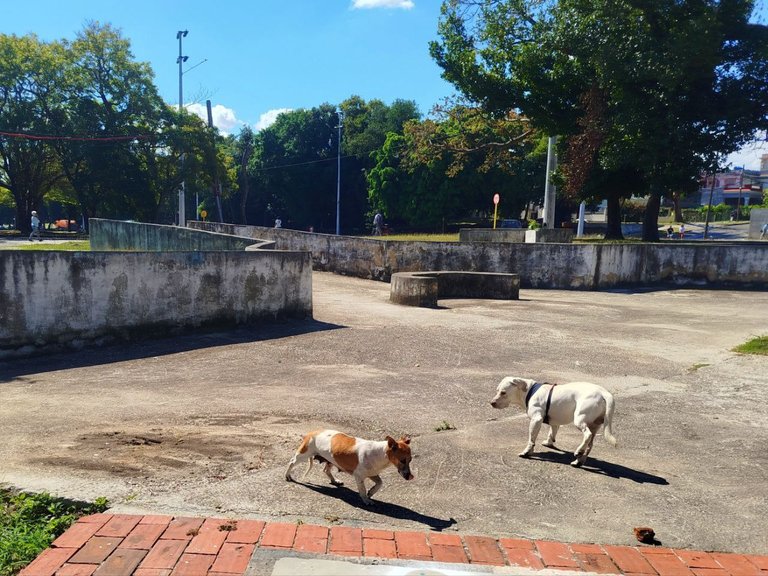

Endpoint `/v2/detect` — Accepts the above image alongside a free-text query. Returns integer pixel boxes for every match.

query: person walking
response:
[29,210,43,242]
[761,222,768,240]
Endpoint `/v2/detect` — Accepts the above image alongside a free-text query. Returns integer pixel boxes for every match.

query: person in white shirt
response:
[29,210,42,242]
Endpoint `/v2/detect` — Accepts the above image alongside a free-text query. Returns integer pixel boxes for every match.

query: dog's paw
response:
[542,441,556,448]
[330,479,344,487]
[518,451,532,458]
[570,458,583,467]
[285,474,294,482]
[361,497,374,506]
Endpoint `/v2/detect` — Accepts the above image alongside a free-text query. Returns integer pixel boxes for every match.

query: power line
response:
[0,131,154,142]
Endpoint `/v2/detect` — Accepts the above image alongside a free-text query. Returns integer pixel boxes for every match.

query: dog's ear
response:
[400,435,411,445]
[511,378,530,390]
[386,436,397,448]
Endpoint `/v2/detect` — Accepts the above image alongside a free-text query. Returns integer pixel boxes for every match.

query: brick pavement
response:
[19,514,768,576]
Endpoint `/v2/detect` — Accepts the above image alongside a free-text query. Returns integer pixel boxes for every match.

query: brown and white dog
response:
[285,429,413,505]
[490,376,617,466]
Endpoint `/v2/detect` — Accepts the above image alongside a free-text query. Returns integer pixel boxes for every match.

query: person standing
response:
[679,223,686,239]
[29,210,42,242]
[373,212,383,236]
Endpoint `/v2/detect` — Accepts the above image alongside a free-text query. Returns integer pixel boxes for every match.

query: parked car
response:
[499,219,523,228]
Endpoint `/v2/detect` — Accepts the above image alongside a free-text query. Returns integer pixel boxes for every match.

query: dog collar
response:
[524,382,542,408]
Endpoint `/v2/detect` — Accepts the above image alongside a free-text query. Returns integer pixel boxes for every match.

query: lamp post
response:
[336,109,344,236]
[176,30,188,227]
[543,135,557,228]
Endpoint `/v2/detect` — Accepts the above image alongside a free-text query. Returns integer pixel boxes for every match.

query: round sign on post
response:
[200,210,208,220]
[493,193,500,205]
[492,194,500,229]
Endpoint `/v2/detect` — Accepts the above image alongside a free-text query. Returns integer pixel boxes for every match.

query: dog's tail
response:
[602,391,618,447]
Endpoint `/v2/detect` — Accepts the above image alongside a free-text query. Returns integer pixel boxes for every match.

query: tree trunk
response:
[672,191,683,222]
[604,191,624,239]
[642,190,661,242]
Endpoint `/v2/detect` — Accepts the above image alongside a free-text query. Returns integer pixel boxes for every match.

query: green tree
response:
[0,34,67,232]
[431,0,768,241]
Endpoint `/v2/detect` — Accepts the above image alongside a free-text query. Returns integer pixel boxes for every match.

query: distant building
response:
[698,156,766,208]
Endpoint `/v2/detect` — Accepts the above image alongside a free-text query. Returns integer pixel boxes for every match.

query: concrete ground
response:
[2,272,767,557]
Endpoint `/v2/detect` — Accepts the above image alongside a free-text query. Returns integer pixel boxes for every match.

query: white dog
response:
[490,377,617,466]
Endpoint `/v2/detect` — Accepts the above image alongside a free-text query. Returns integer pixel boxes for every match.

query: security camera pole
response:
[177,30,189,227]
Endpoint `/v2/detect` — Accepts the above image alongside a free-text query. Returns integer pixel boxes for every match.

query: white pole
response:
[577,201,585,237]
[177,30,188,227]
[543,136,557,227]
[336,110,343,236]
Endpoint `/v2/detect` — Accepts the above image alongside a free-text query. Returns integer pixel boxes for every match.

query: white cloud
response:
[352,0,415,9]
[186,103,242,135]
[255,108,293,131]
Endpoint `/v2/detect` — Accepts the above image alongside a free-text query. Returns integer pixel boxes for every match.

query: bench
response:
[390,271,520,308]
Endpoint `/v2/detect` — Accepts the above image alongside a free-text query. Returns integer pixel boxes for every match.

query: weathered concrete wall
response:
[190,222,768,290]
[90,219,275,251]
[459,228,573,243]
[0,250,312,358]
[749,209,768,239]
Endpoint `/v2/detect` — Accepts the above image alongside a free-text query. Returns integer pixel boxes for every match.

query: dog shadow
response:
[529,448,669,485]
[297,481,457,531]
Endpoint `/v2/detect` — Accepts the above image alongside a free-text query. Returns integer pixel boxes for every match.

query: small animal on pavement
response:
[490,376,617,466]
[285,429,413,505]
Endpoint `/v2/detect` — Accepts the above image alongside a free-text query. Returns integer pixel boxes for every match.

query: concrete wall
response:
[459,228,573,243]
[749,209,768,239]
[191,222,768,290]
[90,219,275,251]
[0,250,312,358]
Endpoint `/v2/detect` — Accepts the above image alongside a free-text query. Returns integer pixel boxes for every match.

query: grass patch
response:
[688,363,711,372]
[434,420,456,432]
[367,233,460,242]
[732,336,768,356]
[0,487,108,576]
[0,240,90,251]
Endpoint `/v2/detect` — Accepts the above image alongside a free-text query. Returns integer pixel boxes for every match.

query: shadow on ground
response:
[0,319,344,382]
[298,482,457,531]
[529,449,669,485]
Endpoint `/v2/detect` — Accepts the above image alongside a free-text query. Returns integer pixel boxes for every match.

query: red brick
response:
[675,550,721,569]
[465,536,504,566]
[603,545,656,574]
[52,522,103,549]
[394,531,431,560]
[641,546,677,555]
[93,549,147,576]
[504,548,545,570]
[499,537,536,550]
[571,543,605,554]
[162,518,204,541]
[138,540,187,570]
[362,529,394,540]
[19,548,75,576]
[224,520,264,545]
[642,552,694,575]
[68,537,121,564]
[364,538,397,559]
[77,514,112,525]
[690,569,731,576]
[139,516,174,526]
[134,570,172,576]
[429,533,463,547]
[431,545,469,564]
[744,555,768,571]
[56,564,97,576]
[329,526,363,555]
[535,540,580,568]
[96,515,142,538]
[185,519,229,555]
[120,523,166,550]
[293,524,328,554]
[575,552,621,574]
[210,543,255,574]
[260,523,297,549]
[169,553,213,576]
[710,553,761,576]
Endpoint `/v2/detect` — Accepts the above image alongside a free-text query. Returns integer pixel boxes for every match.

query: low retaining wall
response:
[90,219,275,251]
[190,222,768,290]
[0,250,312,358]
[459,228,573,243]
[390,271,520,307]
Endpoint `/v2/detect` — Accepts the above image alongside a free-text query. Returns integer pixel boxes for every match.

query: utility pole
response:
[206,100,224,222]
[543,136,557,227]
[336,109,343,236]
[176,30,188,227]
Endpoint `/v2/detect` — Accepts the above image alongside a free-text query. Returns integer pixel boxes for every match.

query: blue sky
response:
[3,0,766,169]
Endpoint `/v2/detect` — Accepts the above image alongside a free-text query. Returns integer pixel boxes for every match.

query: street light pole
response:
[176,30,188,227]
[543,135,557,228]
[336,109,343,236]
